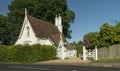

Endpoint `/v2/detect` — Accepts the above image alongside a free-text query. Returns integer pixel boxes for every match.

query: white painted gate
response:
[83,46,98,60]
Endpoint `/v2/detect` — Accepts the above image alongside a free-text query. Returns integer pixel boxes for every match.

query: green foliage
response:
[83,32,101,48]
[13,45,34,62]
[76,46,82,57]
[0,45,56,63]
[75,41,83,57]
[0,15,17,45]
[0,45,8,61]
[31,45,42,61]
[7,46,17,62]
[114,22,120,43]
[100,23,114,45]
[0,15,9,44]
[40,45,56,61]
[83,22,120,48]
[100,22,120,46]
[93,58,120,63]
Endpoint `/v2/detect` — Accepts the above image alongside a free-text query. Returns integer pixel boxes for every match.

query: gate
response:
[83,46,98,60]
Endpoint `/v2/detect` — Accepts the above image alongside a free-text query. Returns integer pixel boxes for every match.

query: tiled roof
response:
[27,15,60,45]
[27,15,75,49]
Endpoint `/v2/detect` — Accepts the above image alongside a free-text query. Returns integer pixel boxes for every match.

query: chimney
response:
[55,14,62,33]
[25,8,27,16]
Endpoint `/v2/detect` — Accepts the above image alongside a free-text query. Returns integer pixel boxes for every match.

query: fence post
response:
[95,46,98,60]
[83,46,86,60]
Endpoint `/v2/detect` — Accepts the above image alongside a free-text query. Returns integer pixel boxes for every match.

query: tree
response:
[0,15,6,44]
[75,41,83,57]
[83,32,99,48]
[0,15,16,44]
[100,23,113,44]
[83,22,120,48]
[71,41,77,46]
[114,22,120,44]
[100,23,118,46]
[7,0,75,44]
[100,22,120,45]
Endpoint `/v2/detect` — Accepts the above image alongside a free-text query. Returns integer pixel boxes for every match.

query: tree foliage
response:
[100,23,114,45]
[0,15,6,43]
[84,32,100,48]
[72,41,83,57]
[83,22,120,48]
[99,22,120,46]
[0,15,16,44]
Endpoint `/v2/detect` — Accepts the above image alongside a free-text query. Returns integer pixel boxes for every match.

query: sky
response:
[1,0,120,43]
[67,0,120,43]
[0,0,12,15]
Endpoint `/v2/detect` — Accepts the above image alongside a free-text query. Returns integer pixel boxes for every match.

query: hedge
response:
[0,45,56,63]
[0,45,8,61]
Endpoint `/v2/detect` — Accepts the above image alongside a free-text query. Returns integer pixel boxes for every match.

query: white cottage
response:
[15,9,76,59]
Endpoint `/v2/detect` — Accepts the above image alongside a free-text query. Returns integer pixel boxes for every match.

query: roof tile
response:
[27,15,60,45]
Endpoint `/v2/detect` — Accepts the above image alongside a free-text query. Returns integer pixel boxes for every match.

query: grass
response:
[92,58,120,63]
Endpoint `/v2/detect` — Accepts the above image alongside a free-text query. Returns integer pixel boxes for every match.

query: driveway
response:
[38,58,90,64]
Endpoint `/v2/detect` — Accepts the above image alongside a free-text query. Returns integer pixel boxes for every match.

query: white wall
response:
[15,16,37,45]
[15,16,53,46]
[57,46,77,59]
[65,49,77,58]
[37,37,52,45]
[57,45,66,59]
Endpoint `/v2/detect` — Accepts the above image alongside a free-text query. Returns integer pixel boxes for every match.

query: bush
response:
[13,45,35,62]
[0,45,56,63]
[0,45,8,61]
[7,46,16,62]
[40,45,56,61]
[76,46,83,57]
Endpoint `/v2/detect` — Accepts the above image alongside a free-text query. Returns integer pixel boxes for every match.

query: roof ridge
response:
[27,15,56,28]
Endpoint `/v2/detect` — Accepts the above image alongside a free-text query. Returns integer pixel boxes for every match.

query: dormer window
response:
[26,26,29,37]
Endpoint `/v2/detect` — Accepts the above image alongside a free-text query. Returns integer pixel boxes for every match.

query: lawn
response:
[93,58,120,63]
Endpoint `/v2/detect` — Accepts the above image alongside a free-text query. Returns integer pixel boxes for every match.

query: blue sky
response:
[67,0,120,43]
[1,0,120,43]
[0,0,12,16]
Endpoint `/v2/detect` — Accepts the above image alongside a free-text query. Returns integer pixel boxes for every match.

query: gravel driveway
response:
[38,58,90,64]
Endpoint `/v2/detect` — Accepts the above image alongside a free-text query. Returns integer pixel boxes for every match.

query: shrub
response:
[0,45,8,62]
[7,46,16,62]
[13,45,34,62]
[40,45,56,61]
[0,45,56,63]
[31,44,42,61]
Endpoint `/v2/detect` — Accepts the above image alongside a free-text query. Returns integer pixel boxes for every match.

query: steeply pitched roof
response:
[26,15,76,49]
[27,15,60,45]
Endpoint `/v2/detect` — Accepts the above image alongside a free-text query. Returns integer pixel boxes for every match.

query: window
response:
[26,26,29,37]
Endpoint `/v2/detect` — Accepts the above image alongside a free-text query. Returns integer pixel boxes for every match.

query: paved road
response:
[0,64,120,71]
